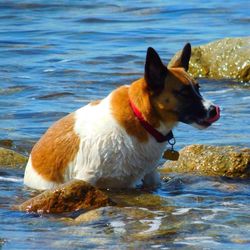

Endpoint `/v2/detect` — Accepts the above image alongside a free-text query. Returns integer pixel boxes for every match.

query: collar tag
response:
[163,149,179,161]
[163,136,179,161]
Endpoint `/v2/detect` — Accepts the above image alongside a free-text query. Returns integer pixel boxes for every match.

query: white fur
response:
[24,92,171,190]
[202,99,213,112]
[24,158,58,190]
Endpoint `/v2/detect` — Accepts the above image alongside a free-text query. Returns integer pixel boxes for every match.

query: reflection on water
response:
[0,0,250,249]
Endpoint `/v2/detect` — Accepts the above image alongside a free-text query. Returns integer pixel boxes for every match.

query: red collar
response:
[129,99,174,143]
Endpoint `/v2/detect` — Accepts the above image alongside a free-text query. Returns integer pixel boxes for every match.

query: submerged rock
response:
[75,206,158,223]
[161,145,250,178]
[169,37,250,82]
[16,180,115,214]
[0,139,13,148]
[0,147,27,168]
[74,206,179,242]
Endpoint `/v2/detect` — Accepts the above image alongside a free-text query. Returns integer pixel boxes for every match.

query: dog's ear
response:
[171,43,191,71]
[145,47,168,92]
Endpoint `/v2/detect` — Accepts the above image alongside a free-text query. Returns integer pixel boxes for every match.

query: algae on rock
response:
[169,37,250,82]
[0,147,27,168]
[16,180,115,214]
[161,145,250,179]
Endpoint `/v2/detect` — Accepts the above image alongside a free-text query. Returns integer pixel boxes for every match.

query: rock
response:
[169,37,250,82]
[75,207,107,223]
[161,145,250,178]
[75,206,179,242]
[0,147,27,168]
[75,206,158,223]
[86,205,153,223]
[16,180,115,214]
[75,206,120,223]
[0,139,13,148]
[108,189,171,209]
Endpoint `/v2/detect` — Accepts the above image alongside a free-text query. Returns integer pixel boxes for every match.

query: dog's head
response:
[145,43,220,129]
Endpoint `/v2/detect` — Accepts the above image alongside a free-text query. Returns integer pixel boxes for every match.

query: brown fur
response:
[150,68,192,125]
[170,67,196,85]
[111,68,197,142]
[31,113,80,183]
[111,81,150,142]
[128,78,161,128]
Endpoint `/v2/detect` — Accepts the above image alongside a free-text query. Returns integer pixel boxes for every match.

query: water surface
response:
[0,1,250,249]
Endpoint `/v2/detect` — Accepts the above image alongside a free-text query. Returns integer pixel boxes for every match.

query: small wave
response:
[36,92,74,100]
[172,208,190,215]
[205,89,233,94]
[0,176,23,183]
[242,96,250,100]
[43,68,55,73]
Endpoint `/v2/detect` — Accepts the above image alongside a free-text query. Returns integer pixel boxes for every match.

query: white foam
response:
[110,220,126,234]
[205,89,233,94]
[43,68,55,72]
[0,176,23,183]
[140,216,162,234]
[172,208,190,215]
[175,236,220,246]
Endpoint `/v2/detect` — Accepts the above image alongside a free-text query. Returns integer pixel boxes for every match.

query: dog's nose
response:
[208,105,217,118]
[207,105,220,123]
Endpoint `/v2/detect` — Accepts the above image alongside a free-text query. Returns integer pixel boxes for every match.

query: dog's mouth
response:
[195,106,220,128]
[195,120,213,128]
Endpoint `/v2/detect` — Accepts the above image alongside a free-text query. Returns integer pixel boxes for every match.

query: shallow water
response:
[0,0,250,249]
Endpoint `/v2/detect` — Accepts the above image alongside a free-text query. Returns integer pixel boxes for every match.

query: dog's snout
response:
[207,105,220,123]
[208,105,217,118]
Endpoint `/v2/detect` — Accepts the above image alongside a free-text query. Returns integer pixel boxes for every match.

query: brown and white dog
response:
[24,43,220,190]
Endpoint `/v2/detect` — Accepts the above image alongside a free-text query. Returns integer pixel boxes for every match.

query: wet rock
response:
[169,37,250,82]
[75,206,179,242]
[161,145,250,178]
[0,139,13,148]
[16,180,115,214]
[75,207,107,223]
[75,206,120,223]
[0,238,7,248]
[0,147,27,168]
[107,189,171,210]
[75,205,160,224]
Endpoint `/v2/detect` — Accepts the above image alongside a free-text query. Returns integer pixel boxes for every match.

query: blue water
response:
[0,1,250,249]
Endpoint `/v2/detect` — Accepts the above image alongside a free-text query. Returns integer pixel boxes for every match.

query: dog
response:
[24,43,220,190]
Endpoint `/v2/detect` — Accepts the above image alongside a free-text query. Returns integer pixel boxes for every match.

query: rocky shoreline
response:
[161,144,250,179]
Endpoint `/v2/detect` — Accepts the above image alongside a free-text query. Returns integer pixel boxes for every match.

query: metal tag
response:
[163,149,179,161]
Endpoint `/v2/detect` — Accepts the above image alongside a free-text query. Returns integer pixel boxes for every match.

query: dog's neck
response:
[128,78,174,135]
[129,98,174,143]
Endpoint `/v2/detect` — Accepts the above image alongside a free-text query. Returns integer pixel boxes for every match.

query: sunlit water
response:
[0,1,250,249]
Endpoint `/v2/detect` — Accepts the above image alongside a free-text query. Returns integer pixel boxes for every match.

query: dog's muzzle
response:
[197,104,220,128]
[206,105,220,124]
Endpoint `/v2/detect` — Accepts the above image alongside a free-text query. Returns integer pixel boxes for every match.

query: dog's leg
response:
[142,169,161,189]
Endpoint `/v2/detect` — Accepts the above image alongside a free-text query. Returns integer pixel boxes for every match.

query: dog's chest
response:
[72,96,166,186]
